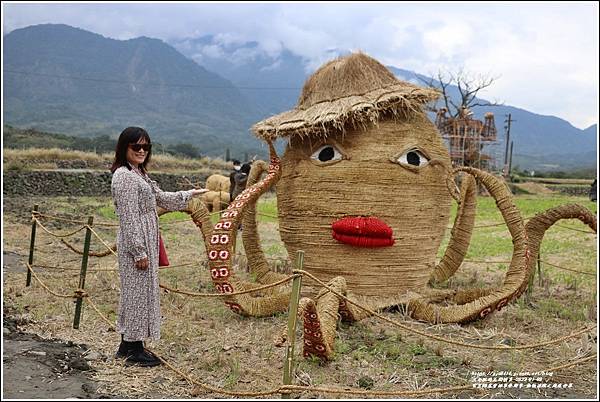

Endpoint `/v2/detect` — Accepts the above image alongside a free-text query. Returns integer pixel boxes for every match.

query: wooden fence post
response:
[537,252,542,287]
[26,205,39,287]
[73,216,94,329]
[282,250,304,399]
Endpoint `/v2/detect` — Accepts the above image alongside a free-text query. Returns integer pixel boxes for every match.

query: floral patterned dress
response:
[111,165,193,341]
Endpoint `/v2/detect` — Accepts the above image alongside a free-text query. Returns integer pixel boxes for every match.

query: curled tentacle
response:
[206,141,291,316]
[242,160,290,285]
[182,197,214,245]
[409,167,529,323]
[524,204,597,282]
[301,276,347,360]
[430,173,478,284]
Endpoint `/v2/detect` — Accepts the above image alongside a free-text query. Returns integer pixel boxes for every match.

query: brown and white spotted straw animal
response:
[184,52,596,360]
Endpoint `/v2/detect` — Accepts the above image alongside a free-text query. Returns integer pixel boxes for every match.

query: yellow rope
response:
[87,226,118,257]
[555,224,596,234]
[16,269,596,400]
[32,263,118,273]
[295,269,595,351]
[20,244,596,398]
[60,238,116,257]
[34,212,118,227]
[545,354,596,372]
[156,352,475,397]
[26,263,85,299]
[159,274,296,297]
[155,349,596,397]
[33,217,86,238]
[159,262,199,270]
[160,218,196,226]
[539,259,596,277]
[85,295,117,329]
[447,215,596,232]
[463,259,595,277]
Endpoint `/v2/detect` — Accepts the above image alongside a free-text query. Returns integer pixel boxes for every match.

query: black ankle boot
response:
[115,335,133,359]
[124,341,161,367]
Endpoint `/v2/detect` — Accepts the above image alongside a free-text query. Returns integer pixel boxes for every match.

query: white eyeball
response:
[310,144,343,164]
[396,148,430,168]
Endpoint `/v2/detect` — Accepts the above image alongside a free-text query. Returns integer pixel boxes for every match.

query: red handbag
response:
[158,233,170,267]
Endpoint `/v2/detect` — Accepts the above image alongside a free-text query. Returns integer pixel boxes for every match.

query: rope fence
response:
[14,205,597,398]
[14,262,600,397]
[447,215,596,233]
[463,259,596,277]
[294,269,596,351]
[33,207,597,234]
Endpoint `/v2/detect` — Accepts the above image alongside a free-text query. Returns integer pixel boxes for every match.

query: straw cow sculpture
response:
[205,173,231,193]
[201,174,231,212]
[184,53,597,360]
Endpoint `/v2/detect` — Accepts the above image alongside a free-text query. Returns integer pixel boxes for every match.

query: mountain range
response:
[3,24,597,171]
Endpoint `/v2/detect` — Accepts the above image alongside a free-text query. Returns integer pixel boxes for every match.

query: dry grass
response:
[3,148,231,173]
[2,194,597,399]
[525,177,594,185]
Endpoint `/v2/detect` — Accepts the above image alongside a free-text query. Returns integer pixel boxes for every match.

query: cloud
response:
[2,2,598,128]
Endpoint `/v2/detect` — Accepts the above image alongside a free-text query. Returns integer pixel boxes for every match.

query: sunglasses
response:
[129,143,152,152]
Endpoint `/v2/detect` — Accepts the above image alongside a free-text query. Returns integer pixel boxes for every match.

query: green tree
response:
[166,143,201,158]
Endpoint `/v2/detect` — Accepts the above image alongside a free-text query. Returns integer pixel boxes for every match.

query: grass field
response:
[3,147,231,173]
[2,192,597,398]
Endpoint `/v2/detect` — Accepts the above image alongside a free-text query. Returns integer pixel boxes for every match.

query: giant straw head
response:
[253,53,452,307]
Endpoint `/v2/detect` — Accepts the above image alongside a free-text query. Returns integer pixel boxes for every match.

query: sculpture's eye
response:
[310,144,344,164]
[396,148,430,168]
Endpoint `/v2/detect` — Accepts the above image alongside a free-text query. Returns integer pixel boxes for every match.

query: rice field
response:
[2,192,597,399]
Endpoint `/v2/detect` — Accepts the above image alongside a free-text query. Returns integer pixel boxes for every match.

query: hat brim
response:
[252,83,440,141]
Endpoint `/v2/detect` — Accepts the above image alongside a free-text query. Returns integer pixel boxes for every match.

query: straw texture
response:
[205,174,231,192]
[188,51,598,362]
[408,167,528,323]
[252,52,439,140]
[201,191,230,212]
[277,117,453,303]
[429,174,477,284]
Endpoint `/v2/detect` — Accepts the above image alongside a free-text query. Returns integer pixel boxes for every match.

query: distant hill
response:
[169,36,305,117]
[388,67,597,171]
[3,24,267,157]
[171,36,596,171]
[3,24,597,171]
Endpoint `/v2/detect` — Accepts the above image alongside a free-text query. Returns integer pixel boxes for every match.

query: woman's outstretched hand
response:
[191,188,210,197]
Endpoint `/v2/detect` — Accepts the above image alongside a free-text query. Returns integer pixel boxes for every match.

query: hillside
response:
[388,67,597,170]
[169,35,305,117]
[170,36,596,171]
[3,24,597,170]
[3,24,266,158]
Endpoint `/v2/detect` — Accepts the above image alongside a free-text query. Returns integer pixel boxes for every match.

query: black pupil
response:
[407,151,421,166]
[318,147,335,162]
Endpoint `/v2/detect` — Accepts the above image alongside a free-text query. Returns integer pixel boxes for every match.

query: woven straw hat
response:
[252,52,439,140]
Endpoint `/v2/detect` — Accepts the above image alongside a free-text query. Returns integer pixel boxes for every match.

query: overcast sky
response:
[2,1,598,129]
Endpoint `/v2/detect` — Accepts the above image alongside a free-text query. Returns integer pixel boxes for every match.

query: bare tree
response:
[417,68,503,117]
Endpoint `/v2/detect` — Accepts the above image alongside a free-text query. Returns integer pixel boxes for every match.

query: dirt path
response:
[2,315,111,399]
[2,250,112,399]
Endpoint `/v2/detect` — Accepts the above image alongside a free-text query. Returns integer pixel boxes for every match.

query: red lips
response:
[332,217,394,248]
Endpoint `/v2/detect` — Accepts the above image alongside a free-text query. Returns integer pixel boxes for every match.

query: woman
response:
[110,127,206,367]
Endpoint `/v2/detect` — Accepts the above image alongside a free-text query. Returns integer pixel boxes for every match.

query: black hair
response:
[110,127,152,173]
[232,159,241,166]
[240,162,252,175]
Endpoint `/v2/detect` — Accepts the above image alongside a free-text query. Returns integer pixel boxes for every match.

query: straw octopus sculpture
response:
[183,53,597,360]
